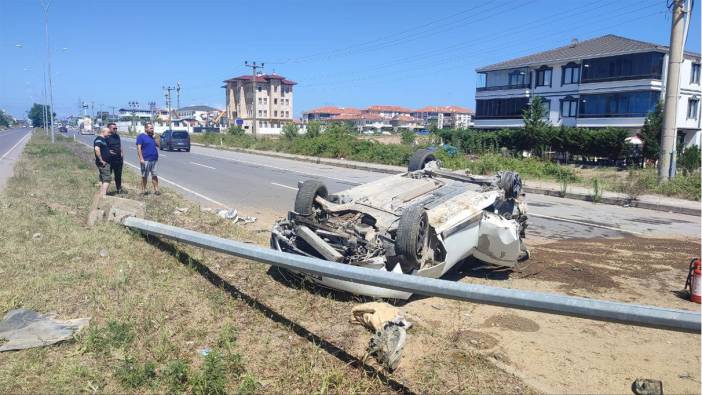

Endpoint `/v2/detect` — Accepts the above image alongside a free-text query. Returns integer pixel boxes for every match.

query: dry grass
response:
[0,132,532,394]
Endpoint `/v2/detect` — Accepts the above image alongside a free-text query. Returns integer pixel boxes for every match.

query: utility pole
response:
[42,72,48,135]
[129,101,139,133]
[164,86,176,129]
[244,61,264,138]
[148,101,156,123]
[658,0,689,180]
[176,81,181,110]
[40,0,55,143]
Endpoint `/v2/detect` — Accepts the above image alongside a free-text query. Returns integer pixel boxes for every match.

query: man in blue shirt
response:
[136,123,160,195]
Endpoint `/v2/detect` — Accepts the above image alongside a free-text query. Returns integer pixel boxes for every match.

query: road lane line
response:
[529,212,643,235]
[271,182,298,191]
[193,150,362,185]
[123,162,226,207]
[190,161,216,170]
[0,132,31,162]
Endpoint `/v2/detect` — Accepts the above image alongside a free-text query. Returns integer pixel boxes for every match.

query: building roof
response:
[331,112,385,121]
[304,106,362,115]
[414,105,474,114]
[476,34,701,72]
[224,73,297,85]
[366,105,413,113]
[392,114,422,123]
[177,105,220,112]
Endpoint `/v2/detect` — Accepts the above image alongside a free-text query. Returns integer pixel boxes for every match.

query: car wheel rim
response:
[416,216,427,257]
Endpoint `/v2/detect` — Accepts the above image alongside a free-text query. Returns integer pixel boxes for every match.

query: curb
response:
[192,142,701,217]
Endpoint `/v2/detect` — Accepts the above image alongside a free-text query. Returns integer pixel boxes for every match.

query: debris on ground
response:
[31,233,42,241]
[173,207,189,215]
[215,208,257,224]
[0,309,90,351]
[87,194,145,227]
[351,302,412,371]
[631,378,663,395]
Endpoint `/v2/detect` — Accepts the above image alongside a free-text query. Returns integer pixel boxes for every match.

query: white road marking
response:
[190,161,215,170]
[271,182,298,191]
[0,132,31,161]
[194,149,361,185]
[529,212,643,235]
[123,162,226,207]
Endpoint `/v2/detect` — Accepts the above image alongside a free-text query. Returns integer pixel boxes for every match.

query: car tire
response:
[396,204,429,272]
[294,180,328,216]
[185,148,190,152]
[408,149,436,171]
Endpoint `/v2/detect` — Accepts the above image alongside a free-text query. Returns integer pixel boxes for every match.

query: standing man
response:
[106,122,125,194]
[93,127,112,196]
[136,123,160,195]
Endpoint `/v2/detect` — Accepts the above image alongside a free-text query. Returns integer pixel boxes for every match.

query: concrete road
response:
[73,131,700,240]
[0,127,32,191]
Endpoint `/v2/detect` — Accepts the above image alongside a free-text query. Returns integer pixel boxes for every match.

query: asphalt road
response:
[0,127,32,191]
[71,130,700,241]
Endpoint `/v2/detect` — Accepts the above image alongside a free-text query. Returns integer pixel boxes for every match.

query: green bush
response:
[114,356,157,389]
[282,122,299,141]
[306,121,321,138]
[190,351,226,395]
[227,126,245,136]
[400,129,415,145]
[679,145,701,175]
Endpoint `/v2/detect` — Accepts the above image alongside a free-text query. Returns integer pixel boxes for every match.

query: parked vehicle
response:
[271,149,528,299]
[59,126,68,133]
[160,130,191,152]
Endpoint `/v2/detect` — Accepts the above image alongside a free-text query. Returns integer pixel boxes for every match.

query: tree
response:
[282,122,299,140]
[0,110,13,128]
[679,145,701,175]
[518,96,551,154]
[306,121,321,138]
[400,129,415,145]
[640,101,663,163]
[28,103,51,127]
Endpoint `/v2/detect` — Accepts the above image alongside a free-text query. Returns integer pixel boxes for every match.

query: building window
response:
[258,98,262,105]
[538,98,550,118]
[508,70,528,87]
[285,111,289,117]
[475,97,530,119]
[560,97,578,117]
[692,63,701,84]
[264,98,268,104]
[688,98,699,119]
[274,98,278,105]
[579,91,659,118]
[581,51,664,82]
[274,110,278,117]
[562,62,580,85]
[535,66,552,87]
[258,110,262,116]
[257,86,262,92]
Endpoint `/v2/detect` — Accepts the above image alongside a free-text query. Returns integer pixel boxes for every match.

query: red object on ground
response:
[688,258,701,304]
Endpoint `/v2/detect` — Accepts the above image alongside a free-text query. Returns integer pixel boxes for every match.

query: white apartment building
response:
[412,106,474,129]
[223,72,296,135]
[474,35,701,147]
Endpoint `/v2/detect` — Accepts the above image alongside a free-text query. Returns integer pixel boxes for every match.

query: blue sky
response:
[1,0,699,118]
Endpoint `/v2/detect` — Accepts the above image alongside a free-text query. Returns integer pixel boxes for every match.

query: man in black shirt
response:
[93,127,112,196]
[106,122,125,193]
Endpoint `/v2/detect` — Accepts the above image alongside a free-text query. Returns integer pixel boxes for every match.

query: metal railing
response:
[123,217,700,333]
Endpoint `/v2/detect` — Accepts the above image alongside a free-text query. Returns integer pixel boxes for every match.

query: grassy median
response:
[0,132,532,394]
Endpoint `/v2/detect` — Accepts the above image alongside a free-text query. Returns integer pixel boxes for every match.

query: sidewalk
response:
[192,142,701,217]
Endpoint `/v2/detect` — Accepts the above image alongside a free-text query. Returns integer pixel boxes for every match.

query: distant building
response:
[365,105,413,118]
[474,34,701,147]
[176,105,222,126]
[223,72,296,135]
[412,106,474,129]
[303,106,361,122]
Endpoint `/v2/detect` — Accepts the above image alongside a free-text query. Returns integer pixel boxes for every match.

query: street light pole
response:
[40,0,55,143]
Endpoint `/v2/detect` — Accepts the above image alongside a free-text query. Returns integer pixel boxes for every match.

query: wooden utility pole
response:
[245,61,264,138]
[658,0,688,180]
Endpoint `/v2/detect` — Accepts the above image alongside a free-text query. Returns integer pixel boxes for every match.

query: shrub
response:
[679,145,701,175]
[282,122,299,141]
[306,121,321,138]
[163,360,190,392]
[400,129,415,145]
[190,351,226,395]
[114,356,157,389]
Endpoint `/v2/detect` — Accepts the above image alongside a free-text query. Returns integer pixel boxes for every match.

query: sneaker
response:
[141,191,149,196]
[116,188,127,195]
[154,191,161,196]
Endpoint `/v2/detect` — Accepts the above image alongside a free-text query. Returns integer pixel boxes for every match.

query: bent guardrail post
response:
[123,217,701,333]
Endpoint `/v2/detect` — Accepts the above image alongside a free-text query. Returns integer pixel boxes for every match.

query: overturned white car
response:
[271,149,529,299]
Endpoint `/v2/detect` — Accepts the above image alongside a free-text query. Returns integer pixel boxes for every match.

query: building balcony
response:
[476,83,530,92]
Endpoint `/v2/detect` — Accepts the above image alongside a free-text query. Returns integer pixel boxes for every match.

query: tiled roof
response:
[366,105,413,113]
[304,106,361,115]
[392,114,422,122]
[332,113,385,121]
[476,34,701,72]
[414,105,473,114]
[224,73,297,85]
[177,105,220,112]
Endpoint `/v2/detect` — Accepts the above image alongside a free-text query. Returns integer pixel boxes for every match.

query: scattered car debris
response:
[99,248,109,258]
[31,233,42,241]
[631,378,663,395]
[215,208,257,224]
[0,309,90,352]
[352,302,412,371]
[174,207,189,215]
[272,149,528,299]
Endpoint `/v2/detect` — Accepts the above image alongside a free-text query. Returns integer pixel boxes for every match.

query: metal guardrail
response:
[123,217,701,333]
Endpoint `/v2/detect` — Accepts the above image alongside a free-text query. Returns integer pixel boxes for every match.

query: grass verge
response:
[0,132,532,393]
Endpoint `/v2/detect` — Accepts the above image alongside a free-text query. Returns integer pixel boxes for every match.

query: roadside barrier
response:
[123,216,700,334]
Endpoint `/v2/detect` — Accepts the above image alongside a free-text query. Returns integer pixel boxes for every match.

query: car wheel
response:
[408,149,436,171]
[396,204,429,272]
[294,180,327,216]
[185,148,190,152]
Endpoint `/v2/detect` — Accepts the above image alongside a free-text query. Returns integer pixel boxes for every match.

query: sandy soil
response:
[399,236,701,394]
